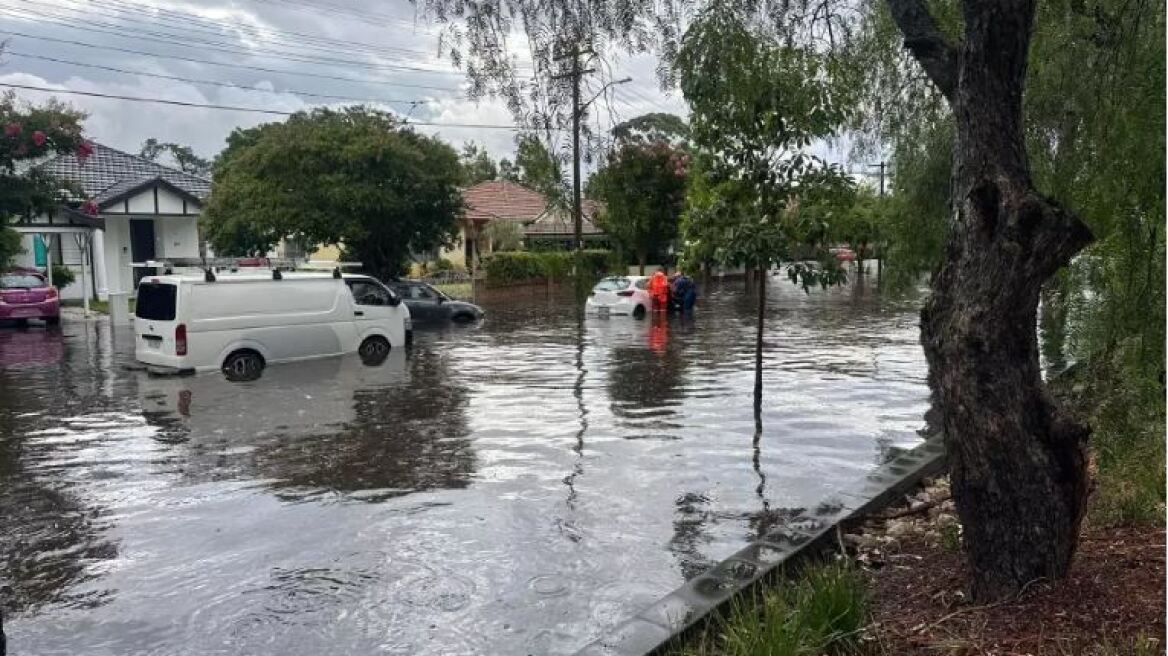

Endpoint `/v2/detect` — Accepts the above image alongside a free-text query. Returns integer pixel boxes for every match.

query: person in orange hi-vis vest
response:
[648,267,670,312]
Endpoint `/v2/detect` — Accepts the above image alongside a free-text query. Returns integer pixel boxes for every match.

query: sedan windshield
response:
[1,274,46,289]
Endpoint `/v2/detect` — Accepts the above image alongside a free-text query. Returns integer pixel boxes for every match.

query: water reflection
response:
[0,276,929,655]
[137,349,473,502]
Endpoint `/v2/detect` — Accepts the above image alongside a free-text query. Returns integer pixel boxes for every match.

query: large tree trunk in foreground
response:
[889,0,1094,600]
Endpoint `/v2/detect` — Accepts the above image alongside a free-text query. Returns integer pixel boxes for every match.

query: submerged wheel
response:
[358,335,390,365]
[44,315,60,326]
[451,313,475,323]
[222,349,265,381]
[632,304,646,320]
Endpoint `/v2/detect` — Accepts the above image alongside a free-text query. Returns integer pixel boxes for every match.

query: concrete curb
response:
[573,434,948,656]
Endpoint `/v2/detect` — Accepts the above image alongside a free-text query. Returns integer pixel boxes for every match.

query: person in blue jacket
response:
[670,270,698,313]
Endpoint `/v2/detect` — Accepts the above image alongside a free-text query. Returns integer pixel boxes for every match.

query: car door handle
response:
[354,310,364,317]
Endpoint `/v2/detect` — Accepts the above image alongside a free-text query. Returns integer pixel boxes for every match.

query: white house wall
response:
[126,189,154,214]
[157,187,186,214]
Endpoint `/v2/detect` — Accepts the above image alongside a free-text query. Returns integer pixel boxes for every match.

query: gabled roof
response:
[33,143,211,206]
[461,179,605,236]
[463,180,548,222]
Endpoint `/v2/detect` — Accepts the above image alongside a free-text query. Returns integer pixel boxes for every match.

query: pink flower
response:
[31,130,46,146]
[76,141,94,162]
[4,123,20,138]
[81,199,99,216]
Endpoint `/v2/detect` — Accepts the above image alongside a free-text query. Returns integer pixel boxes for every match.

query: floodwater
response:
[0,275,928,656]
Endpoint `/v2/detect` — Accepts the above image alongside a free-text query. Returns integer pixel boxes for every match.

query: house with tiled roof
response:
[440,179,606,267]
[12,143,209,301]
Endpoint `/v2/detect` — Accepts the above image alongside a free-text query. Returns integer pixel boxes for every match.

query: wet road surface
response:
[0,275,928,655]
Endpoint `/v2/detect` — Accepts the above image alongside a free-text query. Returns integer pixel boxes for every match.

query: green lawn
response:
[62,298,134,315]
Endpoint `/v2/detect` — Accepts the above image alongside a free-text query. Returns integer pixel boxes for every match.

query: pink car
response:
[0,268,60,326]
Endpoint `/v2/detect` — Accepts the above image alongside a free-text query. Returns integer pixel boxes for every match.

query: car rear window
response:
[593,277,630,292]
[1,274,45,289]
[136,282,177,321]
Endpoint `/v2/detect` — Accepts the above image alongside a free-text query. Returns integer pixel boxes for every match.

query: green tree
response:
[0,91,89,266]
[459,141,498,185]
[481,220,524,252]
[830,186,892,276]
[511,133,565,205]
[590,115,690,273]
[139,138,211,176]
[678,6,851,421]
[203,107,464,280]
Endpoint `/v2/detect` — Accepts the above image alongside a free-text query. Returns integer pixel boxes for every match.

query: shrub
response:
[49,265,75,290]
[482,249,620,285]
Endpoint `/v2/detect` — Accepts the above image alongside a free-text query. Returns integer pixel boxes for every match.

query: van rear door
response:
[135,281,180,356]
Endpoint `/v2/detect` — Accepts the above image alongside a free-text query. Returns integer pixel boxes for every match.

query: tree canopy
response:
[139,138,211,177]
[202,107,464,280]
[589,113,690,272]
[0,91,90,266]
[677,5,851,286]
[459,141,498,185]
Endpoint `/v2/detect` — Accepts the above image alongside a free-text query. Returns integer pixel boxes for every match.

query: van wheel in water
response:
[222,349,264,382]
[358,335,390,366]
[633,305,646,320]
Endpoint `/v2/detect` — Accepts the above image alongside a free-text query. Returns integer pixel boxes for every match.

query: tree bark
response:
[888,0,1094,601]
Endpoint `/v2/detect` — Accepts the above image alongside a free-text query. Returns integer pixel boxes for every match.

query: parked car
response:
[387,280,484,323]
[0,268,60,326]
[585,275,652,319]
[134,271,411,380]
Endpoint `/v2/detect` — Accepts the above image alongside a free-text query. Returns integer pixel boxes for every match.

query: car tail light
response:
[175,324,188,356]
[46,287,58,299]
[616,290,635,297]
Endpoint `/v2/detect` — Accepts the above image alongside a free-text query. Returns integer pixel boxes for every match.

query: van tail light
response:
[616,290,635,297]
[175,324,188,356]
[46,287,58,299]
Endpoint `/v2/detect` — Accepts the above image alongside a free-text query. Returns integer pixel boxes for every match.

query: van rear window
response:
[136,282,177,321]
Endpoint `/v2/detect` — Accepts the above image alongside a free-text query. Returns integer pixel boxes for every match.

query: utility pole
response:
[552,45,595,255]
[868,160,887,196]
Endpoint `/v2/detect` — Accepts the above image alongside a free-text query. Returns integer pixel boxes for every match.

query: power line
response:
[0,82,523,130]
[246,0,443,33]
[47,0,438,59]
[4,51,429,106]
[0,31,464,92]
[0,7,463,76]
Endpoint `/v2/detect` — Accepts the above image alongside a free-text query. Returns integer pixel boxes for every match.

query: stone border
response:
[573,434,948,656]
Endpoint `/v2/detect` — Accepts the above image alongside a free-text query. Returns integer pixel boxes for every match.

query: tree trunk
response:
[753,266,765,430]
[638,251,646,276]
[890,0,1094,601]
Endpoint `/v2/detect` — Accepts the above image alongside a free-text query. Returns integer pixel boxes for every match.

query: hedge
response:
[483,249,621,285]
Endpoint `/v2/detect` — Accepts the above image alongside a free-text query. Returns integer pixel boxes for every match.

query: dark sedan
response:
[388,280,484,323]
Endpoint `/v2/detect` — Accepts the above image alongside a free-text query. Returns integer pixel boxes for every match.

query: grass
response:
[433,281,473,300]
[61,298,134,315]
[667,562,869,656]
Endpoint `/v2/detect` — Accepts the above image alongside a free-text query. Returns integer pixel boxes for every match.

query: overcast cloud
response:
[0,0,691,170]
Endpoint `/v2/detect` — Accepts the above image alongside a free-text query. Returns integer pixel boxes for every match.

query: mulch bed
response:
[864,523,1165,655]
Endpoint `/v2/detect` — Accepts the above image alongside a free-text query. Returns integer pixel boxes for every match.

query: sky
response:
[0,0,690,169]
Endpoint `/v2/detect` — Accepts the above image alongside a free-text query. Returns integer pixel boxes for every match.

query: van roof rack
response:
[128,258,364,282]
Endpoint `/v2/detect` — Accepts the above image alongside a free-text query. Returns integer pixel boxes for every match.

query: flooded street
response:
[1,276,928,655]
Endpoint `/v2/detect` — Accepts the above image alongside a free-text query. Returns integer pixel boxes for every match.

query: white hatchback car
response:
[585,275,652,319]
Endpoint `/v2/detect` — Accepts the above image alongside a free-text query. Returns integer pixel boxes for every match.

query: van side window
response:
[347,280,392,306]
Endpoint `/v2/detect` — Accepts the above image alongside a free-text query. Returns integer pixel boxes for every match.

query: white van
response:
[133,271,411,379]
